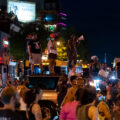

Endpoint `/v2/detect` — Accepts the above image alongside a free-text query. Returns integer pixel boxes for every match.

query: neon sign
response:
[3,37,9,47]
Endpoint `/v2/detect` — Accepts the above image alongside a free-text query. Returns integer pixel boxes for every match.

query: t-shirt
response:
[48,40,57,54]
[60,101,79,120]
[0,109,23,120]
[98,69,108,79]
[28,39,41,54]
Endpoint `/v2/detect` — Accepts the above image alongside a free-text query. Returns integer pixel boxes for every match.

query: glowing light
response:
[44,49,48,54]
[56,23,67,27]
[42,56,48,60]
[59,12,67,17]
[4,41,9,45]
[110,76,116,80]
[8,1,36,23]
[93,79,101,90]
[44,24,56,32]
[90,81,95,87]
[3,37,9,47]
[57,41,60,46]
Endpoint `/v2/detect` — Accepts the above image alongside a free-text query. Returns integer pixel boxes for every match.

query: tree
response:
[9,23,49,60]
[58,28,90,63]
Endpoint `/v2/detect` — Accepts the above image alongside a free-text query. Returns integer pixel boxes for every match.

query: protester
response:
[106,81,112,109]
[0,86,23,120]
[89,56,101,78]
[110,82,119,103]
[6,76,12,87]
[28,32,43,74]
[24,88,42,120]
[57,75,68,108]
[48,33,57,75]
[19,86,29,111]
[112,99,120,120]
[61,76,78,106]
[67,34,84,71]
[76,85,98,120]
[97,100,111,120]
[59,88,83,120]
[98,63,109,81]
[68,66,82,86]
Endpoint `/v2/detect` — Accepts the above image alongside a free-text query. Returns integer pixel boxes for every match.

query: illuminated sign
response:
[44,24,56,32]
[3,37,9,47]
[0,57,3,64]
[7,0,36,23]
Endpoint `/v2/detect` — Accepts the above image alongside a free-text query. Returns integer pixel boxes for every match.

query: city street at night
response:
[0,0,120,120]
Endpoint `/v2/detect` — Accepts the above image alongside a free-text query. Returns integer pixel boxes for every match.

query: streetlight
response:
[57,41,60,46]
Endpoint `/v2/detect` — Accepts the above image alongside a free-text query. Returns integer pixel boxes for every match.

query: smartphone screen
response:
[98,96,106,101]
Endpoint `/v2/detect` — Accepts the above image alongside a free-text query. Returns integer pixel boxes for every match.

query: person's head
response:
[70,75,78,87]
[24,88,41,107]
[78,85,96,105]
[24,89,36,107]
[77,76,84,88]
[90,59,94,64]
[32,32,37,40]
[1,86,19,109]
[19,86,29,100]
[50,33,55,40]
[91,56,98,63]
[58,75,68,85]
[102,63,107,70]
[94,56,98,62]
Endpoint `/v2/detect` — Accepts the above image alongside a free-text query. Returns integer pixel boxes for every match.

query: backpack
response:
[76,104,91,120]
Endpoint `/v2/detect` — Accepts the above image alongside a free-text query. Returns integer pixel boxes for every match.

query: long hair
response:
[78,85,96,105]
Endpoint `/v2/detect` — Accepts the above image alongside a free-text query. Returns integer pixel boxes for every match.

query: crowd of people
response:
[0,33,119,120]
[57,56,120,120]
[0,59,120,120]
[0,81,43,120]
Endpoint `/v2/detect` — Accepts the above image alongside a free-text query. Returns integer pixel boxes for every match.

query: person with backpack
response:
[76,85,98,120]
[24,88,42,120]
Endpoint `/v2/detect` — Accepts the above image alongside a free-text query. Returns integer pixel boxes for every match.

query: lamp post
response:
[56,41,60,46]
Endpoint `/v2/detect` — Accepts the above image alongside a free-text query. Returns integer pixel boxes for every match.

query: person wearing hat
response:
[47,33,57,74]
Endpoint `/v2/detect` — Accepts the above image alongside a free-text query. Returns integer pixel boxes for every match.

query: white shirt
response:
[98,69,108,78]
[48,40,57,54]
[68,70,76,80]
[48,40,52,54]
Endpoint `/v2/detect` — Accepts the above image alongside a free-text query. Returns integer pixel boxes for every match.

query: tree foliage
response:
[58,28,90,62]
[9,23,49,60]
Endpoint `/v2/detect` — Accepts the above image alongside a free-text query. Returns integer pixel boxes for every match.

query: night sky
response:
[61,0,120,65]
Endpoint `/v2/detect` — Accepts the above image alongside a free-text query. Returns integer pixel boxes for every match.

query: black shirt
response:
[28,39,41,54]
[0,109,23,120]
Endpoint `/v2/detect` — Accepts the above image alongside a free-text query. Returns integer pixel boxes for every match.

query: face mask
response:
[51,38,55,41]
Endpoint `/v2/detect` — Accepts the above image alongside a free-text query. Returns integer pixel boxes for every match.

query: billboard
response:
[7,0,36,23]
